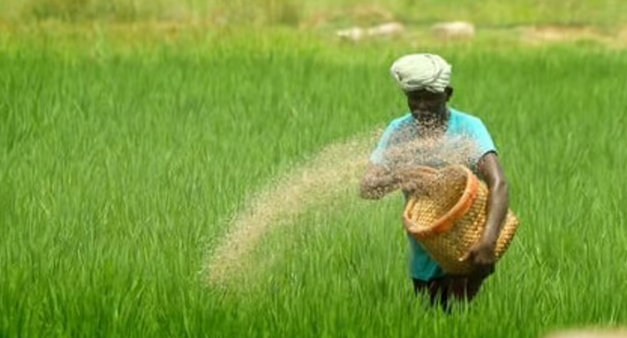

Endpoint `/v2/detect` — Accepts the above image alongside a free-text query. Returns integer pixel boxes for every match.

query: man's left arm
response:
[477,152,510,248]
[465,152,509,278]
[461,117,510,277]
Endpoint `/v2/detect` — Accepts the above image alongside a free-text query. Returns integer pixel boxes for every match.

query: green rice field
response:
[1,1,627,337]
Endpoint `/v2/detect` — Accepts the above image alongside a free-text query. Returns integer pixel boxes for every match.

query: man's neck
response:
[416,108,450,136]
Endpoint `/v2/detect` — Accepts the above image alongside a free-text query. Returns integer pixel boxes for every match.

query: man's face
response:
[405,88,451,123]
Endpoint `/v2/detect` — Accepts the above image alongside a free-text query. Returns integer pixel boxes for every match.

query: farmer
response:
[359,53,510,312]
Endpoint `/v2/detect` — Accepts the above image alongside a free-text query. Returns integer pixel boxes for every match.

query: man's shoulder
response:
[382,113,414,132]
[450,108,483,124]
[449,108,490,133]
[388,113,413,126]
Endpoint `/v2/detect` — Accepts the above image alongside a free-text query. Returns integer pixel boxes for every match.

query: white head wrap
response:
[390,53,452,93]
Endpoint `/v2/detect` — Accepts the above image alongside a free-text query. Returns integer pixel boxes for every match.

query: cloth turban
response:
[390,53,452,93]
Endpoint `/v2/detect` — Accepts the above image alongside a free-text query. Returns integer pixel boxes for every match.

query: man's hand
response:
[359,165,400,200]
[392,167,432,196]
[460,240,496,279]
[359,165,434,200]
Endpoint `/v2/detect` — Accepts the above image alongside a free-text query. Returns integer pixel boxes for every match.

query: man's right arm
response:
[360,163,435,200]
[359,164,400,200]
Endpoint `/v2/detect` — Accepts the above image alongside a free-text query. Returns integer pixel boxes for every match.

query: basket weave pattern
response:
[403,165,520,275]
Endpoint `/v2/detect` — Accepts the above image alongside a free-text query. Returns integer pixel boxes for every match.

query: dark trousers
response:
[412,276,484,312]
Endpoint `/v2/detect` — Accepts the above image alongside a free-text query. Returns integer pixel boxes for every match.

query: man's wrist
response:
[480,234,498,247]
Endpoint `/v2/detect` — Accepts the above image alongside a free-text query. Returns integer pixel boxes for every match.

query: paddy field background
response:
[1,0,626,337]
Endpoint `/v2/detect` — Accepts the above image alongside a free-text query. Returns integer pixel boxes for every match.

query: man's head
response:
[390,53,453,124]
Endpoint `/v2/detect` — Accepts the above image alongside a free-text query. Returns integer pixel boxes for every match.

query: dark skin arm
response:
[359,165,399,200]
[465,152,510,278]
[359,165,429,200]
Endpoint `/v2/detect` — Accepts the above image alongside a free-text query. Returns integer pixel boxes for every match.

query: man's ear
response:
[445,86,454,101]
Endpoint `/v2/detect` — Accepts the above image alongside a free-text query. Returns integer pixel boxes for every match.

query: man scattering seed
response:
[359,53,510,312]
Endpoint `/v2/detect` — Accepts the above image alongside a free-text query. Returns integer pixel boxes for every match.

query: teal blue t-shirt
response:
[369,108,497,281]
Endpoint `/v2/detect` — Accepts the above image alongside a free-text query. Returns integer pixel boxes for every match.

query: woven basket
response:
[402,164,520,276]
